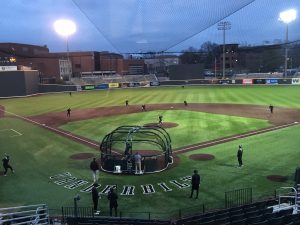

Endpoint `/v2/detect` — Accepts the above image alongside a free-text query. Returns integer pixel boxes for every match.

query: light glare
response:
[279,9,297,24]
[54,19,76,37]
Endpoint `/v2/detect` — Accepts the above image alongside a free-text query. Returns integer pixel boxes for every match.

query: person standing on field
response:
[2,154,14,176]
[269,104,274,113]
[237,145,243,167]
[90,158,100,182]
[134,152,142,174]
[67,108,71,117]
[107,187,118,217]
[91,183,100,213]
[158,115,163,125]
[190,170,200,199]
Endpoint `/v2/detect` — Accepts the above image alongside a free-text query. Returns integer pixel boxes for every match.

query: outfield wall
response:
[2,77,300,97]
[35,78,300,94]
[0,70,39,97]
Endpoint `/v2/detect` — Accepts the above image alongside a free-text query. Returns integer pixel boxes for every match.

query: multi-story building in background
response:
[0,43,146,83]
[144,55,179,76]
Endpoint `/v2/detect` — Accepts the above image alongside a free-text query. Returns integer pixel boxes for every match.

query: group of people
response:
[92,183,118,217]
[89,158,119,216]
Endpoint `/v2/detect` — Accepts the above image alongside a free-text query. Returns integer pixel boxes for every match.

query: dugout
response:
[0,70,39,97]
[100,125,172,174]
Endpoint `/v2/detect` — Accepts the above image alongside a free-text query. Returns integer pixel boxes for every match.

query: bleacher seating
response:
[0,204,49,225]
[70,74,158,86]
[176,199,300,225]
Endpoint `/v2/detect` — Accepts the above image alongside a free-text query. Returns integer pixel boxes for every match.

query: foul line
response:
[173,122,299,154]
[0,108,121,155]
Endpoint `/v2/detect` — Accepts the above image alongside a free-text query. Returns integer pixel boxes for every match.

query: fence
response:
[225,187,253,208]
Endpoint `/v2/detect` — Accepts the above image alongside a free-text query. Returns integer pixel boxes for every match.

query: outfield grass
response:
[0,86,300,116]
[60,110,271,148]
[0,86,299,219]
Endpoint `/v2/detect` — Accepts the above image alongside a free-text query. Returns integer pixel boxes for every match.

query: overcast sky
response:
[0,0,299,53]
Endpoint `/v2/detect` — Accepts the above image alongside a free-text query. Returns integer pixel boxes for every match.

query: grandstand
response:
[234,73,284,79]
[70,74,158,85]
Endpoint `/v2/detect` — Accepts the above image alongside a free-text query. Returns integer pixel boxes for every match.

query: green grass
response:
[1,85,300,116]
[0,85,300,219]
[60,110,271,148]
[0,116,298,218]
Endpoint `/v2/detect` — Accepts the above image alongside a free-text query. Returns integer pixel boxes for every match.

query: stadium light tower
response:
[279,9,297,78]
[54,19,76,80]
[218,21,231,79]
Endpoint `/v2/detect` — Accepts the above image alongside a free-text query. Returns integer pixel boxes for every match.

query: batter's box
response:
[0,128,23,137]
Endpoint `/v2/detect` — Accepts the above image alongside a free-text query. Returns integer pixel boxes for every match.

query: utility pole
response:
[218,21,231,79]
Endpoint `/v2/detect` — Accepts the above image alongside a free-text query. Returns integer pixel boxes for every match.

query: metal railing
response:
[225,187,252,208]
[0,204,49,225]
[275,186,298,212]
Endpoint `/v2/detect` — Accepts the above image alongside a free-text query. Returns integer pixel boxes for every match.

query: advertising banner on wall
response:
[82,85,95,90]
[292,78,300,85]
[218,79,232,84]
[253,79,266,84]
[76,85,82,91]
[108,83,120,88]
[120,83,129,88]
[278,79,291,84]
[242,79,253,84]
[265,79,278,85]
[1,66,17,71]
[150,81,160,86]
[96,84,109,89]
[128,82,141,87]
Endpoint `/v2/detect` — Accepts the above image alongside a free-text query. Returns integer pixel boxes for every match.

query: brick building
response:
[0,43,145,82]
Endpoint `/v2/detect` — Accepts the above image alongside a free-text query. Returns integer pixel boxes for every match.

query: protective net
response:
[0,0,299,54]
[100,125,172,173]
[71,0,300,53]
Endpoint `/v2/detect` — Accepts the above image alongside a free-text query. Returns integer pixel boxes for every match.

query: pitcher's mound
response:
[189,154,215,161]
[266,175,288,182]
[70,153,95,160]
[144,122,178,128]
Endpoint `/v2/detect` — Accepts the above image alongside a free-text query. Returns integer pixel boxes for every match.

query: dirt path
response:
[1,103,298,154]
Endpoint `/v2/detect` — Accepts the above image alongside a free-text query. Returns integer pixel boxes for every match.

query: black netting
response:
[100,125,172,173]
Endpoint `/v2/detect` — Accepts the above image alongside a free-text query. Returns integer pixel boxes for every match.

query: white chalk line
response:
[0,108,121,155]
[0,128,23,137]
[10,129,23,137]
[173,122,299,154]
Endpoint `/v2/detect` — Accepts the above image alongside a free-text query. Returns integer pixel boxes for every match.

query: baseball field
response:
[0,85,300,219]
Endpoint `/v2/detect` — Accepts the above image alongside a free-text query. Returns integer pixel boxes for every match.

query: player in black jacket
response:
[2,154,14,176]
[237,145,243,167]
[190,170,200,199]
[107,188,118,216]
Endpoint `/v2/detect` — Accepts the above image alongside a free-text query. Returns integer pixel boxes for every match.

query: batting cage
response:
[100,125,172,174]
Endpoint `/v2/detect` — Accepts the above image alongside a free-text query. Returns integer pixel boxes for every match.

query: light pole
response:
[279,9,297,78]
[218,21,231,79]
[54,19,76,80]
